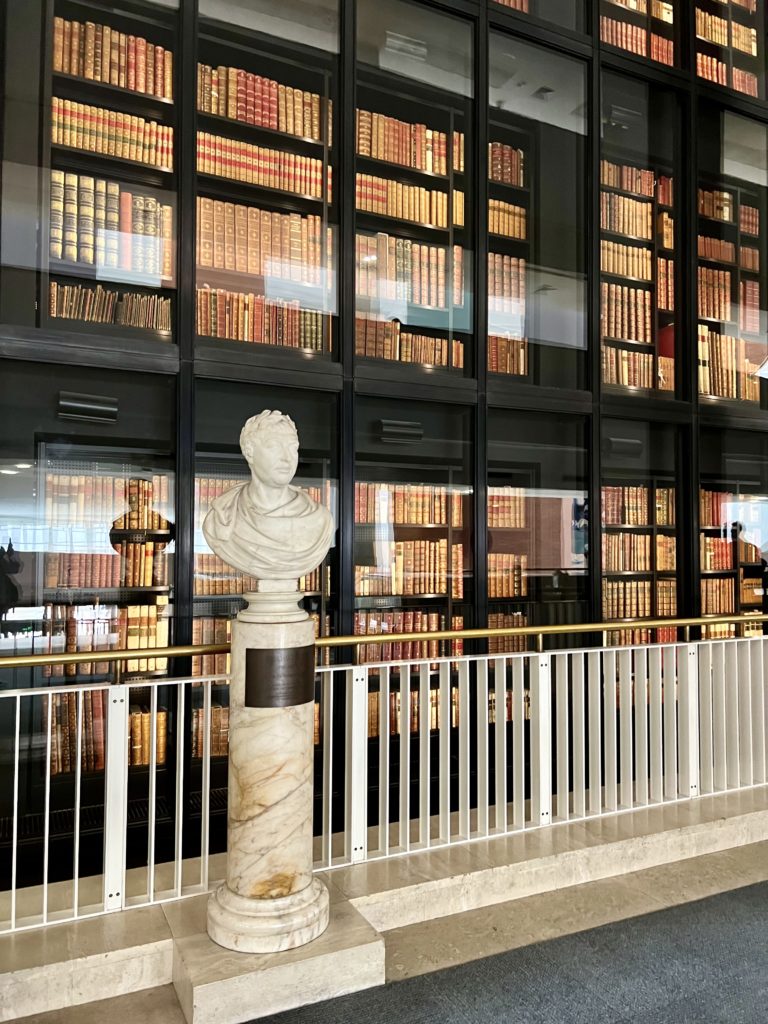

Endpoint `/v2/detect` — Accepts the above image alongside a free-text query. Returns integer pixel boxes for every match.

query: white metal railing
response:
[2,636,768,933]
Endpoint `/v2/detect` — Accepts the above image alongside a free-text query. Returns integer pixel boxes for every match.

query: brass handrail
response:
[0,612,766,669]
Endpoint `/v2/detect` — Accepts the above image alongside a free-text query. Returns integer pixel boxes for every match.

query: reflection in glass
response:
[488,36,586,389]
[697,107,767,408]
[491,0,585,34]
[196,0,338,355]
[488,410,589,651]
[600,73,679,395]
[355,0,472,375]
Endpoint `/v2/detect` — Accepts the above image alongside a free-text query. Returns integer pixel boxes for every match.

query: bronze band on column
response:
[244,645,316,707]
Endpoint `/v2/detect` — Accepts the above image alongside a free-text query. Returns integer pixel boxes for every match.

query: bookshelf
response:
[490,0,585,31]
[696,0,764,99]
[354,67,471,377]
[600,0,676,67]
[194,20,336,358]
[41,0,178,343]
[697,181,766,405]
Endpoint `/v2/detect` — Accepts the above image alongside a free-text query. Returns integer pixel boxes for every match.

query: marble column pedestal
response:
[206,581,329,953]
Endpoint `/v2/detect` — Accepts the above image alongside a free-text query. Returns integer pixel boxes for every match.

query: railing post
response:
[678,644,700,799]
[345,667,368,863]
[103,685,129,911]
[530,654,552,827]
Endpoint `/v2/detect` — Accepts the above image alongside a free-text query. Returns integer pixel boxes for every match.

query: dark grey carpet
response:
[251,882,768,1024]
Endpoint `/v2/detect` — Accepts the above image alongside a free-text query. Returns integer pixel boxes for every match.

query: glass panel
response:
[488,410,589,651]
[0,360,176,890]
[700,426,768,638]
[697,106,767,408]
[0,1,178,339]
[488,35,587,389]
[196,0,338,357]
[491,0,585,34]
[601,419,680,645]
[355,0,472,377]
[193,381,337,849]
[600,0,677,67]
[601,72,680,396]
[696,0,765,99]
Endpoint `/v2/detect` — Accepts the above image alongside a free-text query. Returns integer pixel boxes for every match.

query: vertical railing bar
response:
[603,650,617,813]
[618,649,633,810]
[493,656,507,832]
[73,689,84,917]
[200,680,212,894]
[634,647,649,806]
[737,640,753,786]
[457,660,470,840]
[322,672,334,868]
[10,694,20,930]
[419,662,430,847]
[147,685,159,904]
[345,667,368,863]
[555,654,569,821]
[587,651,602,815]
[399,663,410,851]
[699,641,714,795]
[712,641,727,791]
[530,652,551,828]
[438,660,450,842]
[378,665,390,855]
[512,656,525,828]
[571,653,586,820]
[680,644,700,799]
[649,646,663,803]
[43,690,53,924]
[174,684,185,898]
[750,638,766,784]
[725,641,740,790]
[476,659,489,837]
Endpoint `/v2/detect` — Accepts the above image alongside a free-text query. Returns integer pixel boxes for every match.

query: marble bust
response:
[202,410,334,582]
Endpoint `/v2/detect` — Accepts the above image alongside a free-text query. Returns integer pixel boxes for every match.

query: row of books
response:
[732,22,758,56]
[698,188,733,223]
[354,483,463,527]
[494,0,528,11]
[602,532,653,572]
[602,485,651,526]
[739,574,763,608]
[739,280,760,333]
[355,109,456,176]
[191,704,230,758]
[353,318,464,369]
[50,171,173,279]
[697,55,759,97]
[354,540,463,598]
[603,579,652,619]
[195,288,330,350]
[601,240,652,281]
[656,487,676,526]
[44,473,171,530]
[740,205,760,235]
[697,327,760,402]
[488,612,528,654]
[601,192,653,241]
[742,246,760,271]
[696,9,729,45]
[193,553,324,596]
[600,160,655,199]
[488,554,528,599]
[657,534,676,570]
[190,616,231,676]
[355,234,465,308]
[489,143,525,188]
[700,489,734,529]
[488,255,526,313]
[658,258,674,311]
[600,283,653,344]
[698,235,735,265]
[196,133,329,200]
[607,627,678,646]
[43,546,169,589]
[487,203,525,248]
[196,197,331,285]
[659,211,674,250]
[488,487,527,529]
[488,335,528,377]
[600,18,674,65]
[355,174,457,229]
[601,346,673,391]
[353,611,464,665]
[701,578,735,614]
[701,536,733,571]
[657,579,678,617]
[196,63,325,142]
[44,689,108,775]
[53,16,172,100]
[129,705,168,766]
[41,600,170,675]
[698,266,732,321]
[51,98,173,170]
[657,176,674,207]
[49,281,172,331]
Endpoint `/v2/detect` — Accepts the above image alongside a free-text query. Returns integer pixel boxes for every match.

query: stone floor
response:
[13,839,768,1024]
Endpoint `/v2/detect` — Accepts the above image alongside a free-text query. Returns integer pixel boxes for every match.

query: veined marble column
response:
[201,410,334,955]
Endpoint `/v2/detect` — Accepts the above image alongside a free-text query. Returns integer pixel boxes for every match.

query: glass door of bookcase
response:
[600,72,681,397]
[487,35,587,390]
[354,0,473,378]
[600,0,677,68]
[697,106,768,410]
[695,0,765,100]
[600,419,681,646]
[195,0,337,361]
[0,360,177,891]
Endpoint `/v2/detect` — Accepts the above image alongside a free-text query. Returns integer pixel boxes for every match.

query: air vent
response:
[379,419,423,444]
[58,391,118,424]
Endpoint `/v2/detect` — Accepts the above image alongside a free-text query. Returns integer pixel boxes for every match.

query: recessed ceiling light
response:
[15,463,32,469]
[0,469,18,475]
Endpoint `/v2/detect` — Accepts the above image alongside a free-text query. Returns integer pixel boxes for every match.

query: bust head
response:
[240,410,300,490]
